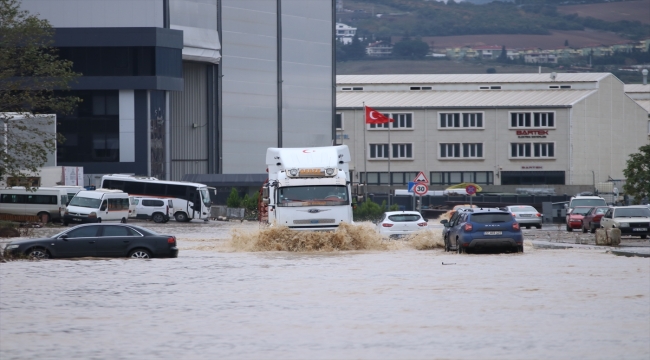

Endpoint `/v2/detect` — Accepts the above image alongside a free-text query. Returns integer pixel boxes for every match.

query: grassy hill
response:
[339,0,650,40]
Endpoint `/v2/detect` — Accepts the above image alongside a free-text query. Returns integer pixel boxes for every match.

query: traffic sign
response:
[408,181,416,192]
[414,183,429,196]
[465,184,477,195]
[413,171,429,183]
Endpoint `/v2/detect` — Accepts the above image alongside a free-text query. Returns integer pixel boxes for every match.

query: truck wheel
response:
[121,217,127,223]
[641,235,647,239]
[152,213,165,223]
[174,212,188,222]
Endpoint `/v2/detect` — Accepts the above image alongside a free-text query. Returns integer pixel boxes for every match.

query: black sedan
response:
[3,224,178,259]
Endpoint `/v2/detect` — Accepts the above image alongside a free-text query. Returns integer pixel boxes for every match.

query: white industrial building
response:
[336,73,650,194]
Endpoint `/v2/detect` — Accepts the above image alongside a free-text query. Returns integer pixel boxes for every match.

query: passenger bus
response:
[100,175,212,222]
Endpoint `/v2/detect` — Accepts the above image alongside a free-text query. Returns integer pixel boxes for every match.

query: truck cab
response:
[262,146,353,231]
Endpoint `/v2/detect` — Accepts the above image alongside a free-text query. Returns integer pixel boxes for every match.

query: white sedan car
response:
[376,211,428,238]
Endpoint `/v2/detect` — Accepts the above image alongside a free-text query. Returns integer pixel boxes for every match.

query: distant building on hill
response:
[366,41,393,57]
[336,23,357,45]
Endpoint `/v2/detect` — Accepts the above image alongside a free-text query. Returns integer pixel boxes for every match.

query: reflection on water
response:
[1,221,649,359]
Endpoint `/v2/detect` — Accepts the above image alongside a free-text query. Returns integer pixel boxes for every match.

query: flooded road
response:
[1,221,649,359]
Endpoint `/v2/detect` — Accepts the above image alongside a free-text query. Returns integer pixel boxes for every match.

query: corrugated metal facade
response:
[169,62,209,180]
[280,0,333,148]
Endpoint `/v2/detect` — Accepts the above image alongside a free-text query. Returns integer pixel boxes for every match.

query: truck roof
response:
[266,146,351,178]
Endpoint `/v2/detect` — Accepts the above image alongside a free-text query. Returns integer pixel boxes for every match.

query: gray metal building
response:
[19,0,335,185]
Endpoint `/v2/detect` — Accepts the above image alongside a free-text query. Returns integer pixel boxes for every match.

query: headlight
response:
[289,169,298,176]
[5,244,19,250]
[325,168,336,176]
[619,222,630,227]
[88,212,97,218]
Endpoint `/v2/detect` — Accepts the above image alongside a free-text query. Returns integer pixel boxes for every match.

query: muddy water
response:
[1,221,649,359]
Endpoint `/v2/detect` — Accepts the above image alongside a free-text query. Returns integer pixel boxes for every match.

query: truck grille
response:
[293,219,336,224]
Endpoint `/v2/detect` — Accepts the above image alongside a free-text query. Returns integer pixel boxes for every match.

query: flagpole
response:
[363,102,367,202]
[387,116,391,207]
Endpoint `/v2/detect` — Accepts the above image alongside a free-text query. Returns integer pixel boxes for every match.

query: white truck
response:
[261,145,353,231]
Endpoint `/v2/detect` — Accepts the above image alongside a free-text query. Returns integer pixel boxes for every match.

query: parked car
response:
[565,206,593,232]
[441,208,523,253]
[376,211,428,238]
[133,198,173,223]
[505,205,542,229]
[3,223,178,259]
[581,206,610,233]
[599,206,650,239]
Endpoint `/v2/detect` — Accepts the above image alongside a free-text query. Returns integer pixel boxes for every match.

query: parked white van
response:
[0,187,68,223]
[54,185,85,204]
[63,189,130,225]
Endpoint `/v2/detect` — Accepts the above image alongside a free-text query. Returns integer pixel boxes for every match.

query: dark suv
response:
[441,208,523,254]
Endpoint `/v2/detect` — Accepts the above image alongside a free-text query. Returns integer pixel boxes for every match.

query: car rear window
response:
[511,206,536,213]
[572,207,592,215]
[470,213,513,223]
[388,214,421,222]
[615,208,650,217]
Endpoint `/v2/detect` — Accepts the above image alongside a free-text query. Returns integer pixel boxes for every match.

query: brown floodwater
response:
[1,220,648,359]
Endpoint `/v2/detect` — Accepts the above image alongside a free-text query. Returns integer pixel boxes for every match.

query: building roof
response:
[632,99,650,113]
[336,90,596,108]
[337,73,610,85]
[182,174,268,187]
[624,84,650,93]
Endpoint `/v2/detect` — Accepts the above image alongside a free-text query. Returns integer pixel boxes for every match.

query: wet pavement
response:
[1,220,649,359]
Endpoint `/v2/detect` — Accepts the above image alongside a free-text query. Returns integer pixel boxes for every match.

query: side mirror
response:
[440,219,449,224]
[262,188,269,199]
[59,234,69,240]
[262,198,269,205]
[563,204,568,209]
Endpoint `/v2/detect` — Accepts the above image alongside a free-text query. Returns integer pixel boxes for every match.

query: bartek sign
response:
[516,130,549,138]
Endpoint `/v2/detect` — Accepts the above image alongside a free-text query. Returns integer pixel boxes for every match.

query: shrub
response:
[226,188,241,208]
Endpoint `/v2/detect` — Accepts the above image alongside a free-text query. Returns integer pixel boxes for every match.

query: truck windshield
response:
[571,199,606,208]
[68,197,101,209]
[277,185,348,207]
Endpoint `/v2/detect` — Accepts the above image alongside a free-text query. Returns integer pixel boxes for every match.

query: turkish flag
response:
[365,106,394,124]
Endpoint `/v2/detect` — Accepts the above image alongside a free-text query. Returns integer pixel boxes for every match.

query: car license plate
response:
[632,228,647,232]
[520,214,532,217]
[484,231,502,235]
[73,218,82,222]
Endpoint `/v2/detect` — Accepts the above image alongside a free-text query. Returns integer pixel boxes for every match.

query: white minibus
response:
[63,189,130,225]
[54,185,85,204]
[0,187,68,222]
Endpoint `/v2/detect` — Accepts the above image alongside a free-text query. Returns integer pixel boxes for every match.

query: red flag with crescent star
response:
[365,106,394,124]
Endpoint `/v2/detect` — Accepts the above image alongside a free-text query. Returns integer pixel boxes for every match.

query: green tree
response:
[497,45,508,62]
[226,188,241,208]
[622,144,650,203]
[346,35,367,60]
[392,38,429,58]
[0,0,81,184]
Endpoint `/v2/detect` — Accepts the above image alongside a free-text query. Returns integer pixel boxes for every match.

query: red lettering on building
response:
[515,130,549,136]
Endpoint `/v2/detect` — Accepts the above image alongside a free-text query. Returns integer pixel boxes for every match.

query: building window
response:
[440,143,483,159]
[361,172,421,185]
[57,90,120,163]
[462,143,483,158]
[440,143,461,158]
[440,112,483,129]
[511,112,555,128]
[369,113,413,129]
[510,142,555,158]
[392,143,413,159]
[335,113,343,130]
[501,171,565,185]
[430,171,494,185]
[440,113,460,128]
[369,144,389,159]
